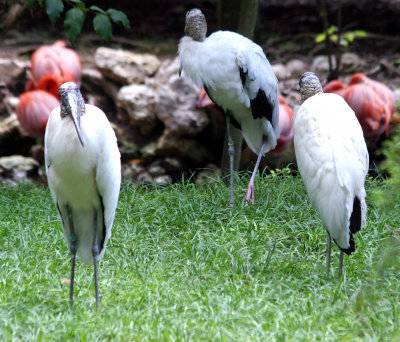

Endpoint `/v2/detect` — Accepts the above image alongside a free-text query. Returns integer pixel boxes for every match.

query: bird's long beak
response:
[65,91,85,147]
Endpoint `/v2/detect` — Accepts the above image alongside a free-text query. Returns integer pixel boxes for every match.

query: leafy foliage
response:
[315,25,367,47]
[34,0,130,42]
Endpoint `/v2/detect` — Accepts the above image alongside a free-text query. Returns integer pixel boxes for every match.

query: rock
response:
[311,55,335,73]
[117,84,159,135]
[156,129,208,164]
[195,164,220,185]
[0,155,39,185]
[0,58,29,85]
[153,175,172,185]
[94,47,161,85]
[0,113,35,156]
[340,52,364,73]
[155,57,180,84]
[286,59,307,77]
[136,171,153,184]
[148,164,166,176]
[140,141,158,162]
[81,67,120,105]
[161,157,184,173]
[121,160,145,179]
[157,74,209,136]
[272,63,290,80]
[311,53,364,74]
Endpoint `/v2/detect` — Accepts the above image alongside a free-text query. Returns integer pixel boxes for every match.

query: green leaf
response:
[107,8,130,29]
[344,32,355,42]
[27,0,37,7]
[76,1,86,11]
[315,33,326,43]
[353,30,367,37]
[45,0,64,24]
[89,5,106,14]
[330,34,338,42]
[327,25,337,35]
[93,13,112,41]
[64,8,85,42]
[339,38,349,47]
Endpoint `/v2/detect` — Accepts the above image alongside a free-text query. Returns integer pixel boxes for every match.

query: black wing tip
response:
[341,233,356,255]
[250,89,275,122]
[349,196,362,234]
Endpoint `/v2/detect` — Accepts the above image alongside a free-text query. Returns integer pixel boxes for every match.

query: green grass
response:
[0,169,399,341]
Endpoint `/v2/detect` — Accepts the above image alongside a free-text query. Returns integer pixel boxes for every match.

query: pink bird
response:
[324,73,394,139]
[196,88,294,168]
[270,95,294,167]
[30,40,82,88]
[16,90,60,138]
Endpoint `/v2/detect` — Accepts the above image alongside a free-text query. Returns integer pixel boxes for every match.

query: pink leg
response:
[245,140,266,206]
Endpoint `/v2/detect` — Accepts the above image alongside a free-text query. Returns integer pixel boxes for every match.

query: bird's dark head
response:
[59,82,85,146]
[299,72,323,103]
[185,8,207,42]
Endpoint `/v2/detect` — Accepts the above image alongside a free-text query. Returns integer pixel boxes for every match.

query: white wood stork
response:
[178,8,280,206]
[44,82,121,308]
[294,72,369,279]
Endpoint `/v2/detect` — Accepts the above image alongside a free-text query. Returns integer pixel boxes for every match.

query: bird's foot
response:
[244,182,255,206]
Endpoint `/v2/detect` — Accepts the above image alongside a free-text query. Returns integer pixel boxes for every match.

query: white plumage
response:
[179,9,280,206]
[45,82,121,308]
[294,72,368,278]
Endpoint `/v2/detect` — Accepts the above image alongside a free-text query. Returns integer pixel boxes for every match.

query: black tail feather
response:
[349,196,362,234]
[340,196,362,255]
[341,233,355,255]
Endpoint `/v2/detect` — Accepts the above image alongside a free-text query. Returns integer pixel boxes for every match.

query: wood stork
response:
[294,72,369,279]
[179,8,280,206]
[44,82,121,308]
[324,73,394,139]
[17,90,59,138]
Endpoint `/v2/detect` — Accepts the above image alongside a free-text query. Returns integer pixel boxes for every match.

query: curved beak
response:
[60,84,85,147]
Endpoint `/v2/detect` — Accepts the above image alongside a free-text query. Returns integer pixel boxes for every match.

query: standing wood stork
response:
[44,82,121,308]
[179,8,280,206]
[294,72,369,279]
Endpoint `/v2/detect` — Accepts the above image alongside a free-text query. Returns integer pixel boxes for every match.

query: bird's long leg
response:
[245,139,267,206]
[325,234,331,276]
[92,208,100,310]
[338,250,344,281]
[225,115,235,207]
[67,204,78,308]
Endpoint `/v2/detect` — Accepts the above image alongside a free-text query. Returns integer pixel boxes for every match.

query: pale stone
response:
[117,84,159,135]
[286,59,307,77]
[0,58,29,84]
[272,63,290,80]
[157,74,209,136]
[94,47,161,85]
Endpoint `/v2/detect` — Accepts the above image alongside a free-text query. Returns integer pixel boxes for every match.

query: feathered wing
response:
[90,105,121,260]
[235,42,280,138]
[294,93,368,251]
